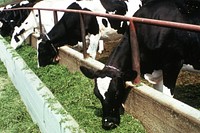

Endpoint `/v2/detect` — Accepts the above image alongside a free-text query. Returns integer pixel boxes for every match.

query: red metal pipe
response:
[129,21,140,84]
[38,9,43,35]
[79,13,87,58]
[53,11,58,25]
[3,7,200,32]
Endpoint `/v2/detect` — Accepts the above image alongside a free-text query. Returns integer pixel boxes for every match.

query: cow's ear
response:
[123,70,137,81]
[80,66,98,79]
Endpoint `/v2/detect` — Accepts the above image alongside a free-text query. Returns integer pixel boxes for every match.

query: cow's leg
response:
[144,70,163,91]
[153,80,163,92]
[162,61,183,96]
[144,70,173,96]
[87,33,101,58]
[153,80,172,96]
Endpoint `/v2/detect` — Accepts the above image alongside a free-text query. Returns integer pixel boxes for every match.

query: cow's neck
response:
[43,34,58,54]
[106,31,132,72]
[45,33,61,49]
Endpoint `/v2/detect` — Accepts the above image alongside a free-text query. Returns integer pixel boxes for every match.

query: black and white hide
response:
[37,2,99,67]
[80,0,200,130]
[0,0,35,37]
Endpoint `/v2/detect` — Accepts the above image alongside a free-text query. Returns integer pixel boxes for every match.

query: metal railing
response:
[3,7,200,83]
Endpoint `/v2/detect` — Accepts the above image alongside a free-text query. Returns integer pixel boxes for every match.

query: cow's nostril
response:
[14,35,20,42]
[102,119,118,130]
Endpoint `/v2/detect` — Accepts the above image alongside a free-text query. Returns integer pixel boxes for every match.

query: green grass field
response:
[0,61,40,132]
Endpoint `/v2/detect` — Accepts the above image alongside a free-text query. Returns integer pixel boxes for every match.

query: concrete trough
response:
[0,36,85,133]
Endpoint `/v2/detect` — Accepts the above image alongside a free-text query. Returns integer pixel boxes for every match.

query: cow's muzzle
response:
[102,117,119,130]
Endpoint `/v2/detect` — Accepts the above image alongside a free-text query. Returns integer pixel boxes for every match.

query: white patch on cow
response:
[5,5,12,9]
[145,70,173,97]
[0,21,3,28]
[0,7,4,11]
[152,80,163,92]
[10,0,75,49]
[78,42,83,47]
[125,0,142,17]
[11,25,34,49]
[98,40,104,53]
[144,70,163,92]
[20,0,29,6]
[77,0,105,13]
[97,77,112,99]
[163,85,173,97]
[144,70,163,84]
[87,33,101,58]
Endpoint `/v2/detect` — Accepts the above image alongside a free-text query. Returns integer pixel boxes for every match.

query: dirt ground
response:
[95,34,123,63]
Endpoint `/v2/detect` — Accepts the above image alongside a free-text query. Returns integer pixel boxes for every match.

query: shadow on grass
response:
[86,106,102,117]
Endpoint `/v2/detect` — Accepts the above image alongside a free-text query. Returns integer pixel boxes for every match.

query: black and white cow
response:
[80,0,200,130]
[37,0,142,67]
[99,0,141,34]
[10,0,76,49]
[0,0,35,37]
[37,2,99,67]
[11,0,141,58]
[80,30,137,130]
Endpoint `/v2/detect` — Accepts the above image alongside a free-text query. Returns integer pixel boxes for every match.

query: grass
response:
[0,61,40,132]
[16,44,146,132]
[0,0,14,6]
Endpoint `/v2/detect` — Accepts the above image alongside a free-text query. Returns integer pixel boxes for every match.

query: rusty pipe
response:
[129,20,140,84]
[79,13,87,58]
[4,7,200,32]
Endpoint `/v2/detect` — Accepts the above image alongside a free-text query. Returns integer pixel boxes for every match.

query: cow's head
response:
[37,3,100,67]
[82,8,99,35]
[0,19,9,37]
[80,66,137,130]
[37,35,59,67]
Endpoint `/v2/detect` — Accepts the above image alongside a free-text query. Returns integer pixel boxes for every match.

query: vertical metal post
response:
[53,11,58,25]
[129,20,141,84]
[79,13,87,58]
[38,9,43,35]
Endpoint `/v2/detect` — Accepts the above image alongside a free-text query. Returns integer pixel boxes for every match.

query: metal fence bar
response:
[79,13,87,58]
[37,9,42,35]
[3,6,200,77]
[3,7,200,32]
[129,21,140,83]
[53,10,58,25]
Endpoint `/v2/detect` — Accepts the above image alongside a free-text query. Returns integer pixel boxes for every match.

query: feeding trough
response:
[0,36,85,133]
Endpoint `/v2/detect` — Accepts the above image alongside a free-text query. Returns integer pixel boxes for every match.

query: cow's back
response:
[133,0,200,72]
